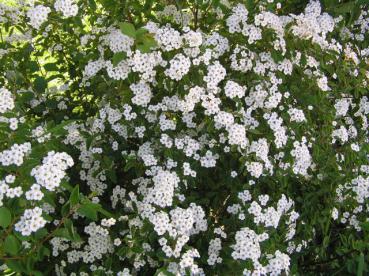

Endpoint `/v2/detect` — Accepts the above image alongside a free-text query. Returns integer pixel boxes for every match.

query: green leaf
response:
[119,22,136,38]
[36,246,50,260]
[88,0,97,9]
[70,185,80,206]
[137,35,157,53]
[77,203,99,221]
[6,259,25,273]
[53,228,71,240]
[142,35,157,48]
[34,228,48,240]
[61,202,70,217]
[28,61,39,73]
[64,218,81,242]
[357,253,364,276]
[0,207,12,228]
[44,63,58,71]
[248,128,262,135]
[112,52,127,66]
[106,169,117,183]
[49,120,75,135]
[124,159,136,172]
[97,206,113,218]
[34,76,47,93]
[137,44,150,53]
[61,181,73,192]
[4,235,20,256]
[136,27,148,37]
[17,91,34,104]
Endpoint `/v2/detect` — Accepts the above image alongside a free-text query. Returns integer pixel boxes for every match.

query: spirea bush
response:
[0,0,368,275]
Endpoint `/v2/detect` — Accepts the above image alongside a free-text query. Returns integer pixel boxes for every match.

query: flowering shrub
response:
[0,0,368,275]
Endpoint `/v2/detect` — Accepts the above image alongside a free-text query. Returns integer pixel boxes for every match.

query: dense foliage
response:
[0,0,368,275]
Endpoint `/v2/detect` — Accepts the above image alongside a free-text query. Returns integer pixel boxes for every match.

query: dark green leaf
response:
[112,52,127,66]
[77,203,99,221]
[70,185,80,206]
[44,63,58,71]
[4,235,20,256]
[357,253,364,276]
[34,76,47,93]
[28,61,39,73]
[6,260,25,273]
[0,207,12,228]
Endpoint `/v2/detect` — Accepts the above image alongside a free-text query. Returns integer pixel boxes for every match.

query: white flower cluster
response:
[25,184,44,201]
[106,60,130,80]
[224,189,301,274]
[204,61,226,90]
[27,5,51,29]
[66,222,114,263]
[0,142,31,166]
[130,81,152,107]
[246,162,263,178]
[106,29,134,53]
[0,176,23,206]
[207,238,222,265]
[164,53,191,81]
[227,123,247,147]
[231,227,263,262]
[15,207,47,236]
[288,108,306,123]
[146,169,180,207]
[224,80,246,99]
[0,87,15,113]
[335,175,368,231]
[31,151,74,191]
[32,125,51,143]
[290,139,313,176]
[156,5,192,26]
[291,1,336,49]
[54,0,78,17]
[128,50,163,82]
[154,26,183,51]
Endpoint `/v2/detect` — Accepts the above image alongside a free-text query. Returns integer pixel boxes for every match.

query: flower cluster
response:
[0,143,31,166]
[31,151,74,191]
[0,87,15,113]
[14,207,47,236]
[26,5,51,29]
[54,0,78,18]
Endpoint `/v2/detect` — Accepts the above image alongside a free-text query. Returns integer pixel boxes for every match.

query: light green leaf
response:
[119,22,136,38]
[136,27,148,37]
